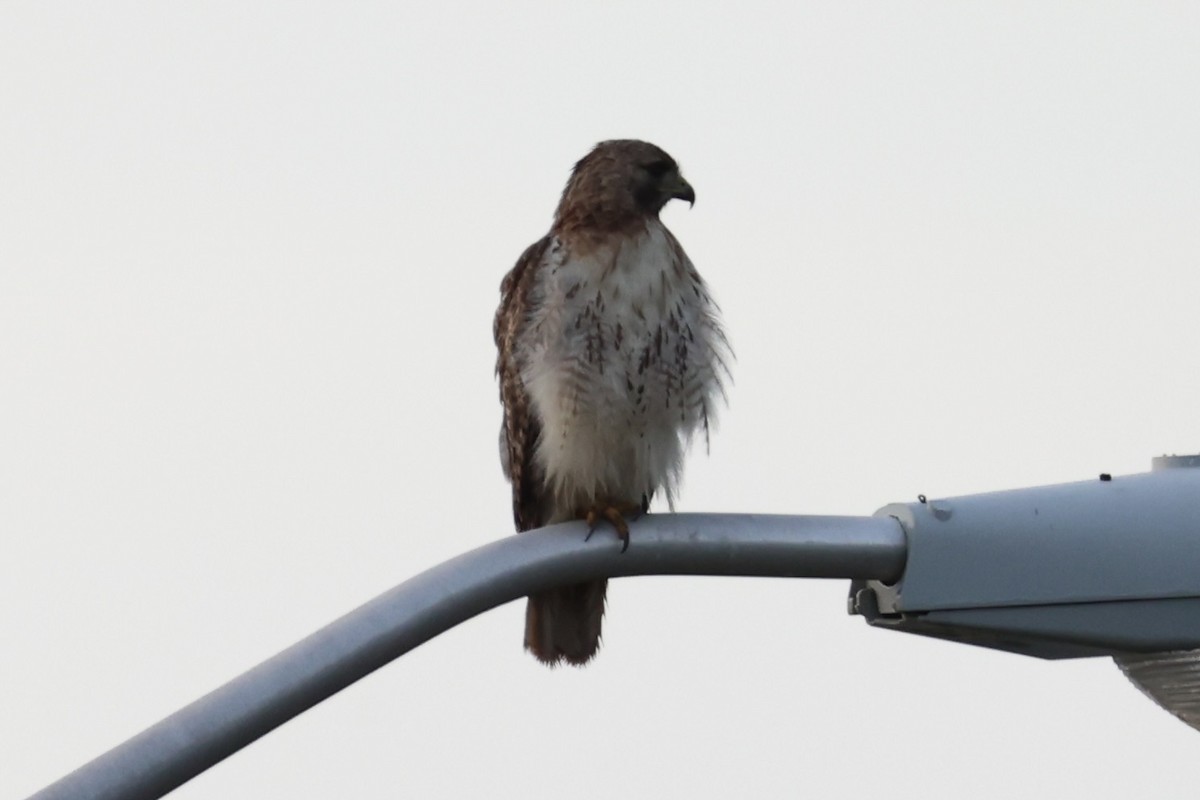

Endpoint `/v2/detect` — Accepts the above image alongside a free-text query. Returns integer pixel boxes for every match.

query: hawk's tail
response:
[524,580,607,666]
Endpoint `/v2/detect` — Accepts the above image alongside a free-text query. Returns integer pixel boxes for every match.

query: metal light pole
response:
[28,514,905,800]
[26,455,1200,800]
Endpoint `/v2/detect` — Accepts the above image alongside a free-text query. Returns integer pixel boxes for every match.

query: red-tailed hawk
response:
[494,140,730,666]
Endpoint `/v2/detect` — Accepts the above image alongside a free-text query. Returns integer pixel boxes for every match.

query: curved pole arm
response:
[29,513,906,800]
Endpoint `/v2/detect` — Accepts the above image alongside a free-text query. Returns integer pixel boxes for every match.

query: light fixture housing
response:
[851,454,1200,731]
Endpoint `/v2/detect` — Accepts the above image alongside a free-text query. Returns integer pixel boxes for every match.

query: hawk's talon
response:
[583,508,600,542]
[603,507,631,553]
[580,504,636,553]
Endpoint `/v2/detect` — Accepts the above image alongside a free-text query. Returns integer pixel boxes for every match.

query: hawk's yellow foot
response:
[581,502,643,553]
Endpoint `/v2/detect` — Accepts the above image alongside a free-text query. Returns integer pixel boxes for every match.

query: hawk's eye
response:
[643,160,672,178]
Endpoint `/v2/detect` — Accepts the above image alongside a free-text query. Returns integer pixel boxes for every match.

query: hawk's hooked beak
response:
[670,176,696,207]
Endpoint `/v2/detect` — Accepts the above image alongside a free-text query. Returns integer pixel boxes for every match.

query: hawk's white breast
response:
[519,219,725,521]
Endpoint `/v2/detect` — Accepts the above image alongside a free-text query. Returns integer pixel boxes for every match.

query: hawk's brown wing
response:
[494,236,552,532]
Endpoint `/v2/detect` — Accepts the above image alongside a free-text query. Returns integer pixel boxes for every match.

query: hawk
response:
[494,140,730,666]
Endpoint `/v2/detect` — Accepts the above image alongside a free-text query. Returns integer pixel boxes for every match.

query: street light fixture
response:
[851,453,1200,732]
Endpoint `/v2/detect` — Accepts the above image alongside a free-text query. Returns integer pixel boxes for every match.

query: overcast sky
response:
[4,2,1200,798]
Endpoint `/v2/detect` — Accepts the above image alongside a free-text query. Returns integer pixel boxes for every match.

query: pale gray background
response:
[3,2,1199,798]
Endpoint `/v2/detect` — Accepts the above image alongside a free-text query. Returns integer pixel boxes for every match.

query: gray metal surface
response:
[863,598,1200,660]
[871,467,1200,612]
[29,513,905,800]
[852,460,1200,660]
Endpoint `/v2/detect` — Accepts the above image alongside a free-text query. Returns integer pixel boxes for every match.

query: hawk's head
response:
[554,140,695,233]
